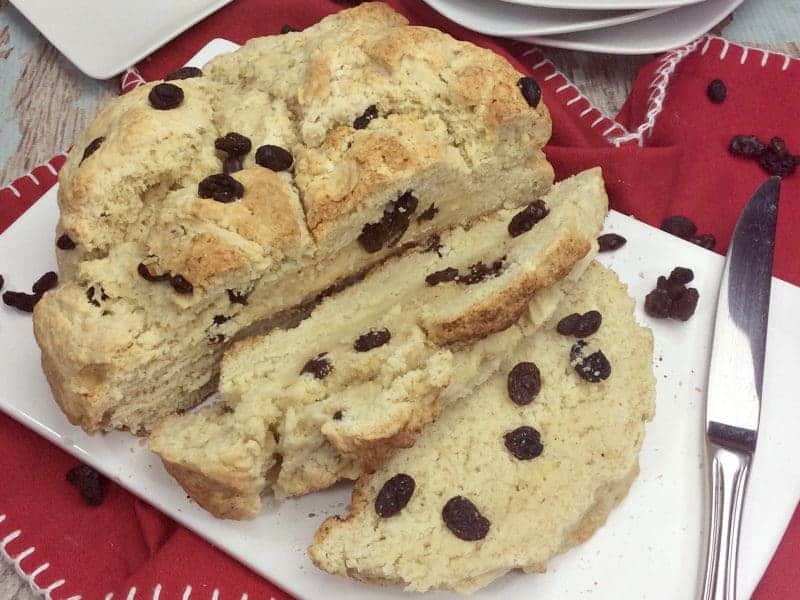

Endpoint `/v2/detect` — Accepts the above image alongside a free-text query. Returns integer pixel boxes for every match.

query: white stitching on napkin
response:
[0,514,71,600]
[609,37,706,147]
[520,48,631,144]
[1,155,65,199]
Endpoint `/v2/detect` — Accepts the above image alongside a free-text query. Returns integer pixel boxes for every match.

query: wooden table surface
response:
[0,0,798,597]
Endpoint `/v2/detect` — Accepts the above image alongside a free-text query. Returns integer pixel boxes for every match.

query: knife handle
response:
[702,444,752,600]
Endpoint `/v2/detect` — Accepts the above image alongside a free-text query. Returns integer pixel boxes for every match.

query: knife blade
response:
[702,176,780,600]
[706,176,780,451]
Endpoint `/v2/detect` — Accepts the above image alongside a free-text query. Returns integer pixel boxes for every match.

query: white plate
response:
[422,0,674,37]
[1,39,799,600]
[498,0,702,9]
[519,0,744,54]
[8,0,234,79]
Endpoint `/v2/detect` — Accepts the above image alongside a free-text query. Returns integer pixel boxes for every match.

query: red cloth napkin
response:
[1,2,798,597]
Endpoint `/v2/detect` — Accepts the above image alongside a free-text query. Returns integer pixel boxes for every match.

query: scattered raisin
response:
[507,362,541,406]
[164,66,203,81]
[645,288,673,318]
[556,311,601,337]
[354,328,391,352]
[692,233,716,250]
[80,136,105,165]
[442,496,490,541]
[2,291,39,312]
[301,353,333,379]
[504,426,543,460]
[425,267,459,286]
[170,275,193,295]
[508,200,549,238]
[255,145,294,171]
[571,341,611,383]
[517,77,542,108]
[669,287,700,321]
[706,79,727,103]
[417,203,438,222]
[333,410,343,420]
[148,83,184,110]
[137,262,170,282]
[353,105,378,130]
[227,289,249,305]
[198,173,244,203]
[729,135,766,158]
[597,233,626,252]
[32,271,58,296]
[657,276,685,300]
[357,191,418,253]
[758,149,797,177]
[375,474,415,518]
[86,287,100,307]
[57,233,76,250]
[213,315,229,325]
[668,266,694,285]
[66,464,107,506]
[215,132,252,157]
[660,215,697,240]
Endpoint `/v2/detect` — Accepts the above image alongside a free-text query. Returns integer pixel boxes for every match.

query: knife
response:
[702,176,781,600]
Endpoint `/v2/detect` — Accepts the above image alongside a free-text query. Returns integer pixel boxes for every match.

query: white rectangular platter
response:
[1,39,799,600]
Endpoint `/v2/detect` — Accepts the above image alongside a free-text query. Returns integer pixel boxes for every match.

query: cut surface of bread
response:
[309,262,655,593]
[149,169,608,518]
[36,2,555,434]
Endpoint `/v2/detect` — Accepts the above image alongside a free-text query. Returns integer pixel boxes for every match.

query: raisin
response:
[504,426,543,460]
[668,266,694,285]
[212,315,230,325]
[517,76,542,108]
[571,341,611,383]
[729,135,766,158]
[706,79,727,103]
[423,233,443,256]
[507,362,541,406]
[57,233,76,250]
[354,328,391,352]
[164,66,203,81]
[301,353,333,379]
[645,288,672,318]
[556,313,581,336]
[442,497,490,541]
[198,173,244,203]
[758,149,797,177]
[80,136,105,165]
[32,271,58,296]
[353,105,378,130]
[374,473,415,518]
[2,291,39,312]
[425,267,459,286]
[357,222,386,253]
[557,311,601,337]
[656,276,685,301]
[137,262,170,282]
[417,203,438,222]
[227,289,249,305]
[332,410,343,420]
[148,83,184,110]
[215,132,252,157]
[66,464,107,506]
[692,234,716,250]
[458,259,505,285]
[170,275,193,294]
[669,287,700,321]
[357,191,418,253]
[660,215,697,240]
[508,200,549,238]
[769,137,788,155]
[223,155,242,174]
[280,24,298,34]
[86,287,100,307]
[597,233,626,252]
[255,145,294,172]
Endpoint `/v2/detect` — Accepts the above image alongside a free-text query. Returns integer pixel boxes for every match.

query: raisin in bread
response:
[149,169,607,518]
[310,262,656,593]
[36,2,554,434]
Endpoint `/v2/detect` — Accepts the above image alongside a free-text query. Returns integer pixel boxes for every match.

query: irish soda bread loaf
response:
[149,169,608,518]
[35,2,554,433]
[310,262,655,593]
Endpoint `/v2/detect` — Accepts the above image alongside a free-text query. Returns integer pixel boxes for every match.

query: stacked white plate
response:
[422,0,745,54]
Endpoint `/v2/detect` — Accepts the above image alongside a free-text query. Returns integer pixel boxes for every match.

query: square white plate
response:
[498,0,701,9]
[1,39,799,600]
[421,0,674,37]
[519,0,744,54]
[9,0,234,79]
